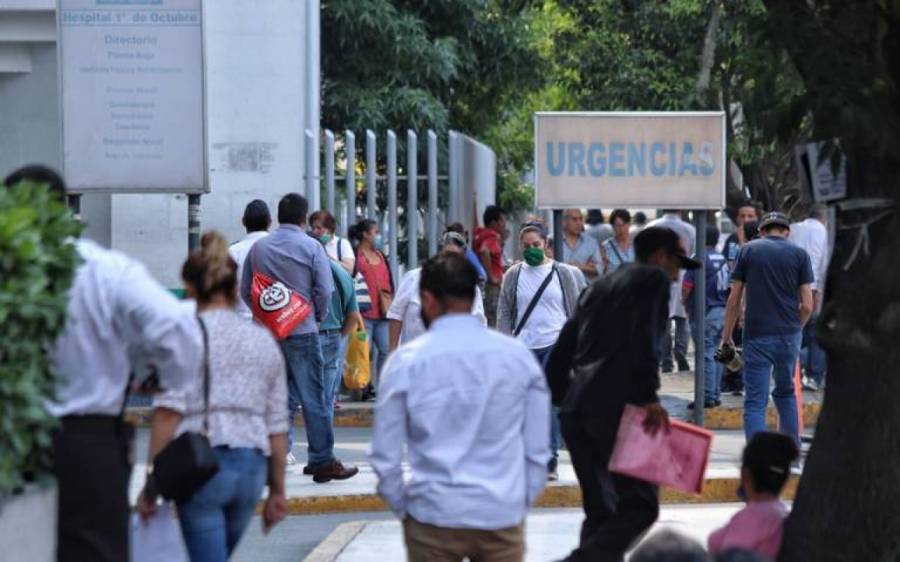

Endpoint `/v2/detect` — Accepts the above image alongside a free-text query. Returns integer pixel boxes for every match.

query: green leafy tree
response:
[0,182,81,496]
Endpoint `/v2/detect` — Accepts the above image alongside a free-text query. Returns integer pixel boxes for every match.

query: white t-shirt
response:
[515,262,567,350]
[387,268,487,344]
[325,236,355,268]
[228,231,269,319]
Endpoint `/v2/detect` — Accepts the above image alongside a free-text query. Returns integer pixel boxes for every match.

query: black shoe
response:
[661,366,674,374]
[687,400,718,410]
[302,465,315,475]
[312,461,360,483]
[677,361,691,372]
[547,457,559,482]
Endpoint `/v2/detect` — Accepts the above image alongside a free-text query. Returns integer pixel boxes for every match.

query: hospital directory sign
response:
[58,0,204,193]
[534,112,726,209]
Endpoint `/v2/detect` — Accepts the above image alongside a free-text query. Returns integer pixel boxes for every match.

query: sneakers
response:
[286,452,297,466]
[677,360,692,373]
[801,376,819,392]
[312,461,360,484]
[547,457,559,482]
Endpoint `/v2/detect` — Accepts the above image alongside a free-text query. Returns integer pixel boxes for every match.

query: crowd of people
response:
[4,162,830,562]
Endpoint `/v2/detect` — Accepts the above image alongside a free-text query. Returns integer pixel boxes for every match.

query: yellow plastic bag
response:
[343,318,371,391]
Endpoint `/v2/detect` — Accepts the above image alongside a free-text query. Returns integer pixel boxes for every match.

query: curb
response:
[303,521,366,562]
[273,476,799,516]
[126,405,819,431]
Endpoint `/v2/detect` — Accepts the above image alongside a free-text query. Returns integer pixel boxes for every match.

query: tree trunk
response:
[779,154,900,560]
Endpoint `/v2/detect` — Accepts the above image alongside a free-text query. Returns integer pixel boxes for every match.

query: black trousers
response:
[53,416,133,562]
[561,415,659,562]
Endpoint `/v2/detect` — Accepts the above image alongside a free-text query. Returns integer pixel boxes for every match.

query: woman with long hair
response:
[136,231,289,561]
[349,219,393,398]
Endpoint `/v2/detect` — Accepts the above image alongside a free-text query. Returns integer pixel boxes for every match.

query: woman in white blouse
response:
[387,231,487,350]
[137,232,289,561]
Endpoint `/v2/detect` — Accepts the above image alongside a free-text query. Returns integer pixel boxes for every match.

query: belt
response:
[60,414,123,432]
[319,328,342,335]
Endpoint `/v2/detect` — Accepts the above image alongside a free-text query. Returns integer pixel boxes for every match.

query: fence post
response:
[448,130,460,223]
[324,130,335,215]
[366,129,377,220]
[407,130,418,268]
[427,130,438,256]
[344,130,356,237]
[387,130,399,282]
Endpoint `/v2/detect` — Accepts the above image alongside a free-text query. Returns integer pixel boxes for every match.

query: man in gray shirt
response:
[561,208,603,279]
[242,193,358,483]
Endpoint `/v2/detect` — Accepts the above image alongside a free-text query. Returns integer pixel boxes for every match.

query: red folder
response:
[608,404,713,495]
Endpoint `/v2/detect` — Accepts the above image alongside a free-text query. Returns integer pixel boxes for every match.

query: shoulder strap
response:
[197,316,211,435]
[336,236,342,261]
[514,263,558,337]
[607,239,626,264]
[332,267,347,312]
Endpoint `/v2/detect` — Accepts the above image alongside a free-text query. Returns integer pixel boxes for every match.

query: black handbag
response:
[151,317,220,504]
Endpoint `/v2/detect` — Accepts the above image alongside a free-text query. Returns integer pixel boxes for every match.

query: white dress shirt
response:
[647,214,696,318]
[369,314,550,530]
[229,230,269,319]
[789,218,829,290]
[46,239,201,417]
[386,268,486,344]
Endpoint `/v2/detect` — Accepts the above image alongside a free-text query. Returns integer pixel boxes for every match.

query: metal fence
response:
[305,128,495,281]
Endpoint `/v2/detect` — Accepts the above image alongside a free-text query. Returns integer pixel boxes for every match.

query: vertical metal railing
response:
[324,129,335,214]
[447,130,460,224]
[344,130,356,237]
[305,129,317,211]
[366,130,377,220]
[427,130,439,256]
[386,130,399,282]
[406,130,418,268]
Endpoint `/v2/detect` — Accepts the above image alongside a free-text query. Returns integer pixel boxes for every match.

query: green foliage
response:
[0,182,81,497]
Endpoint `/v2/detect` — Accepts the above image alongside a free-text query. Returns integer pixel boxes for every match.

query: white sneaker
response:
[286,452,297,466]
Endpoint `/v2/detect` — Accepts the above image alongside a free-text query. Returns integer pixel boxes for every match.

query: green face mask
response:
[523,247,545,266]
[320,233,332,245]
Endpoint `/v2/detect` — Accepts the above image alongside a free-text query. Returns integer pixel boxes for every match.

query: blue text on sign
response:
[546,141,716,178]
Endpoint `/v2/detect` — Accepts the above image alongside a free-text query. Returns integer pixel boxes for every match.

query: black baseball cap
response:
[759,212,791,231]
[634,226,701,270]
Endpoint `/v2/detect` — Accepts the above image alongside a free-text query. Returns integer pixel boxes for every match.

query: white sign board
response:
[534,112,726,209]
[58,0,204,193]
[802,142,847,203]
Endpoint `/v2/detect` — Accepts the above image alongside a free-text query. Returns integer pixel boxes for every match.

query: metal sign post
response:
[693,211,707,425]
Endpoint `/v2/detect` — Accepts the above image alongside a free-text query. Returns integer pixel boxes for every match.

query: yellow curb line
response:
[269,476,799,516]
[127,405,820,431]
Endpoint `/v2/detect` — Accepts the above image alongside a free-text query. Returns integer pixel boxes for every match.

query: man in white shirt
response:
[790,204,831,389]
[387,231,486,350]
[647,211,697,373]
[229,199,271,320]
[4,166,201,562]
[370,253,551,561]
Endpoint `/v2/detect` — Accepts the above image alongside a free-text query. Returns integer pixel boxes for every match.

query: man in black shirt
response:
[547,227,700,562]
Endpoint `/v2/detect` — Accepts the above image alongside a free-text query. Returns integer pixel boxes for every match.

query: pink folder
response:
[608,404,713,495]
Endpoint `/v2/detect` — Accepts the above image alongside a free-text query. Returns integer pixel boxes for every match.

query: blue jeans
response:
[660,316,690,370]
[364,318,390,387]
[320,330,342,405]
[801,315,827,385]
[704,307,726,402]
[177,447,267,562]
[742,333,803,446]
[532,345,561,462]
[280,333,335,468]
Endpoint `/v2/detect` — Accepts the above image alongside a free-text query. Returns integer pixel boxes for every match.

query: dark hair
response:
[242,199,271,233]
[714,549,770,562]
[310,210,338,233]
[743,221,761,242]
[736,201,762,218]
[181,231,238,305]
[277,193,309,225]
[609,209,632,225]
[706,224,720,248]
[349,219,377,243]
[444,221,467,236]
[742,431,799,495]
[634,211,648,225]
[630,531,709,562]
[586,209,605,225]
[519,220,549,240]
[808,204,828,222]
[3,165,66,201]
[419,253,478,304]
[482,205,506,227]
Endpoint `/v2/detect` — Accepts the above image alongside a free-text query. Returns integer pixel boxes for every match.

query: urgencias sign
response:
[534,112,725,210]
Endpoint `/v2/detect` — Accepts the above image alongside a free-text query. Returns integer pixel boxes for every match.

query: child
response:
[708,432,800,559]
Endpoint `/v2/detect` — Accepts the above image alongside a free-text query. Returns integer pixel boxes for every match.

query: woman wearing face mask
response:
[497,221,586,481]
[349,219,393,398]
[309,210,354,275]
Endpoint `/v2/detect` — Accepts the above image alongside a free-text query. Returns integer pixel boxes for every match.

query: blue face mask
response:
[373,235,384,250]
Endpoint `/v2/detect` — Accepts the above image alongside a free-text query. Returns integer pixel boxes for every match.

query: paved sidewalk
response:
[129,428,794,511]
[307,505,756,561]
